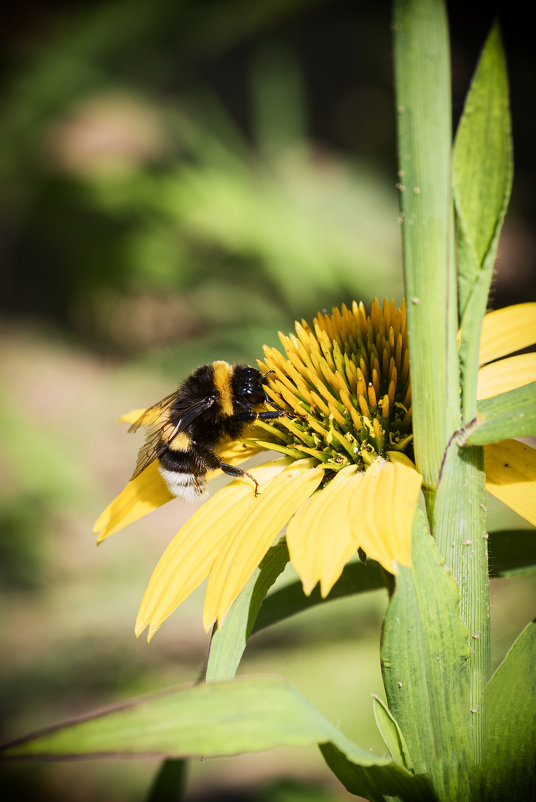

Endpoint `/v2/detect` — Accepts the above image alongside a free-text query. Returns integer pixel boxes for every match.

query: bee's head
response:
[232,365,266,405]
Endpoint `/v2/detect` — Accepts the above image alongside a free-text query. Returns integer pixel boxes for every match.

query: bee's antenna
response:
[262,369,275,380]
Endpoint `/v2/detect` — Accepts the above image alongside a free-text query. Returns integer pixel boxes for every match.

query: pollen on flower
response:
[256,299,413,478]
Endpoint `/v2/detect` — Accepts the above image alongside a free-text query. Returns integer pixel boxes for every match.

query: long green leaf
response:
[393,0,458,491]
[205,540,289,681]
[454,22,513,421]
[0,676,376,760]
[453,22,512,313]
[464,382,536,445]
[381,510,474,799]
[0,675,427,799]
[483,619,536,801]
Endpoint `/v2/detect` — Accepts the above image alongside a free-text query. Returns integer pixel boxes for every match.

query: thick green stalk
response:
[392,0,491,790]
[392,0,459,494]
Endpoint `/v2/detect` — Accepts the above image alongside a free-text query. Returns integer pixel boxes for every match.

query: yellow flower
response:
[94,300,536,639]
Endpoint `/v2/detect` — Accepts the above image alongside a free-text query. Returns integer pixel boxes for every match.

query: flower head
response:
[256,298,413,474]
[93,300,536,639]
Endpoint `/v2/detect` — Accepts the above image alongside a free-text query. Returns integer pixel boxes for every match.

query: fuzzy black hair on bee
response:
[128,361,286,501]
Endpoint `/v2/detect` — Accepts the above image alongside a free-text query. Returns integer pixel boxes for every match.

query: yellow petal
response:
[349,456,422,572]
[479,303,536,366]
[485,440,536,527]
[477,353,536,400]
[93,461,173,544]
[118,408,147,424]
[136,459,290,640]
[388,454,423,561]
[286,465,361,597]
[386,450,418,470]
[203,461,324,631]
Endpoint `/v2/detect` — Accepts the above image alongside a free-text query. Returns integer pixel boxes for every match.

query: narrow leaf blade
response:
[453,22,512,308]
[205,541,289,681]
[454,22,513,421]
[372,694,413,769]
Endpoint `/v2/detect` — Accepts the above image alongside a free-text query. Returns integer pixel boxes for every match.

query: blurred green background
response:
[1,1,535,800]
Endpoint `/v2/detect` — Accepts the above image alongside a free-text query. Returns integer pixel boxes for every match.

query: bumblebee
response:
[128,361,285,501]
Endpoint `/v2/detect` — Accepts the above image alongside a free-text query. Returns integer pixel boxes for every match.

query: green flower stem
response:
[392,0,459,493]
[434,441,490,765]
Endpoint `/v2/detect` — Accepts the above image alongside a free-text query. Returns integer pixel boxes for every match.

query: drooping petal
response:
[479,303,536,366]
[349,455,421,572]
[118,409,146,424]
[136,459,290,640]
[484,440,536,527]
[286,465,361,597]
[93,461,173,544]
[203,462,324,631]
[388,452,423,560]
[477,353,536,400]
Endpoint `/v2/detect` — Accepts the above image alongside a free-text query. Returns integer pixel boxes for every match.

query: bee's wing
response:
[171,395,217,429]
[130,395,217,480]
[127,393,178,433]
[130,426,169,480]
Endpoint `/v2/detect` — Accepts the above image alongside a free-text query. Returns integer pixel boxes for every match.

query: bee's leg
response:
[196,448,260,495]
[219,463,260,496]
[256,410,289,420]
[233,410,288,422]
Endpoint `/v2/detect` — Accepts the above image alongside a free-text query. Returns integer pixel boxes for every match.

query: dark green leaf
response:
[488,529,536,577]
[252,558,385,633]
[146,759,187,802]
[483,620,536,800]
[464,382,536,445]
[320,743,435,802]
